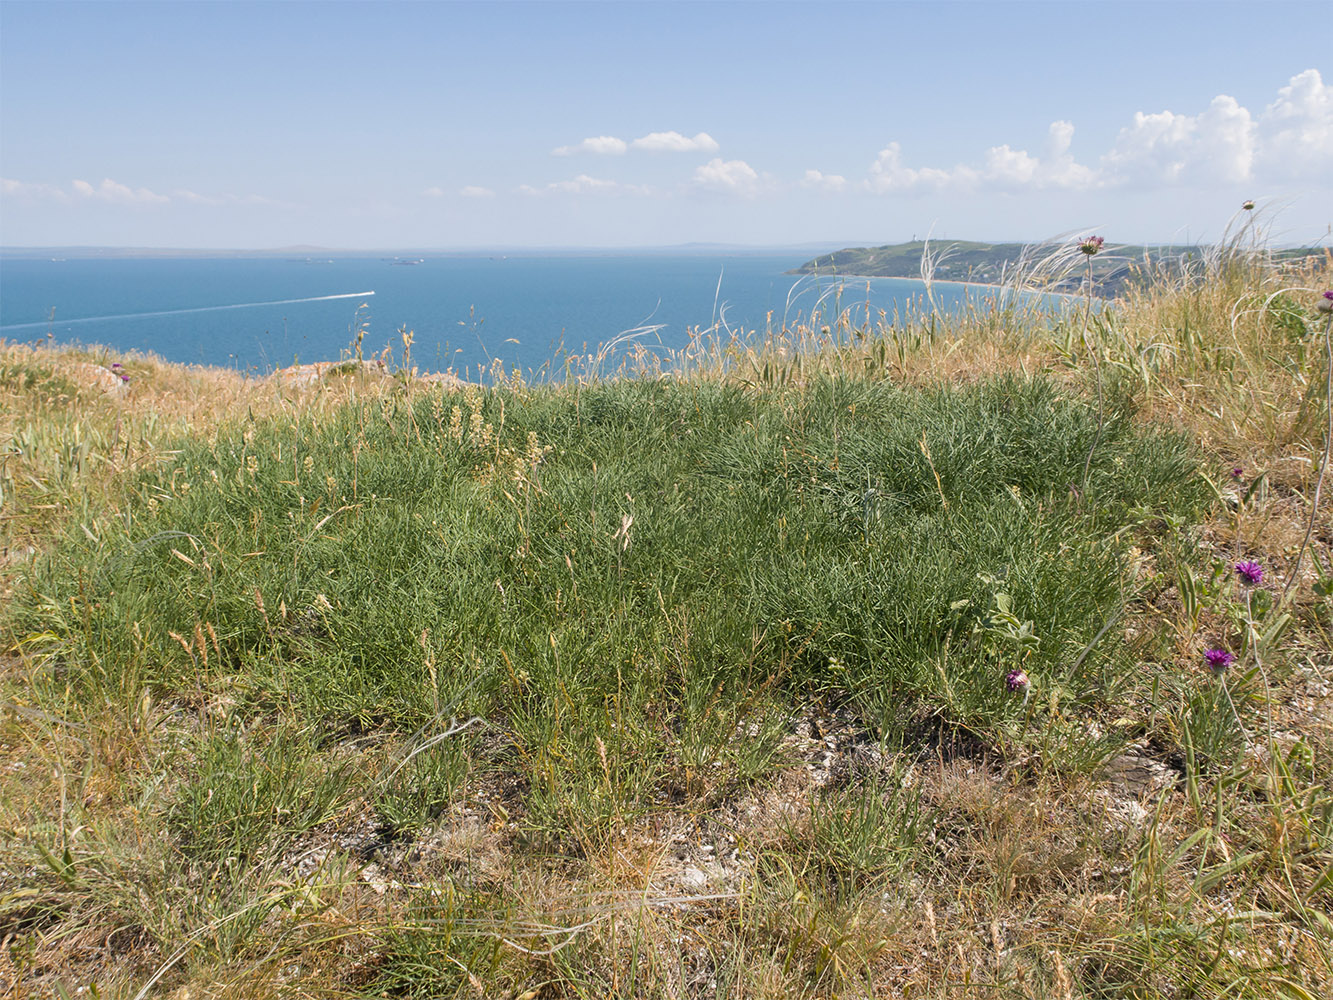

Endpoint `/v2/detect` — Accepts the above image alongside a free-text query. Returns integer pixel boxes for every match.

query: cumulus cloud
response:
[984,120,1098,190]
[866,143,960,194]
[1040,120,1099,188]
[693,157,764,196]
[981,143,1041,187]
[1101,71,1332,187]
[1102,110,1195,184]
[864,70,1332,196]
[72,177,170,204]
[801,169,846,192]
[1254,68,1333,178]
[630,130,719,153]
[553,130,719,156]
[553,135,628,156]
[1103,95,1255,184]
[459,185,496,198]
[868,121,1098,195]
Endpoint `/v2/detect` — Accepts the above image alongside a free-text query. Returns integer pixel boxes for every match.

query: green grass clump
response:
[16,375,1203,785]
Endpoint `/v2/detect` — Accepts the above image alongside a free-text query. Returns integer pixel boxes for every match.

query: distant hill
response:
[792,240,1322,297]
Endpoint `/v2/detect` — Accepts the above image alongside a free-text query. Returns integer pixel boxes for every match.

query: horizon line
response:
[4,236,1323,256]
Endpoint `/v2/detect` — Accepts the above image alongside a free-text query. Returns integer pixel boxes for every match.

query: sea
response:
[0,252,1021,378]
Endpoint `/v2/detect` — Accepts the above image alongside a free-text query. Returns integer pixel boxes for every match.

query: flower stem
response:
[1279,310,1333,608]
[1081,253,1105,493]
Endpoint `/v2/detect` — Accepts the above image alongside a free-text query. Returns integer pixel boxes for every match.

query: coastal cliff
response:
[792,239,1321,298]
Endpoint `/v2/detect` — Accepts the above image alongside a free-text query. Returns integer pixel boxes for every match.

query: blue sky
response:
[1,0,1329,248]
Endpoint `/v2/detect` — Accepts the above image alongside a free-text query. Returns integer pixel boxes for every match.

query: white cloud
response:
[862,71,1332,196]
[6,176,283,214]
[1103,95,1255,185]
[980,144,1040,187]
[459,185,495,198]
[1255,68,1332,178]
[422,186,446,198]
[1102,110,1194,183]
[801,169,846,192]
[1040,120,1099,188]
[982,120,1097,190]
[1093,69,1329,187]
[518,174,652,196]
[549,175,615,194]
[1,178,70,202]
[1196,96,1256,182]
[72,177,170,204]
[866,143,959,194]
[868,122,1096,196]
[553,130,719,156]
[693,157,765,197]
[553,135,628,156]
[630,130,719,153]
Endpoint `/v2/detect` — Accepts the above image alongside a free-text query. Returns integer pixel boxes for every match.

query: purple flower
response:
[1005,669,1030,694]
[1324,290,1333,301]
[119,374,130,383]
[1320,291,1333,314]
[110,362,122,369]
[1234,561,1264,587]
[1204,649,1235,673]
[1078,235,1105,256]
[1230,466,1244,479]
[1242,200,1255,211]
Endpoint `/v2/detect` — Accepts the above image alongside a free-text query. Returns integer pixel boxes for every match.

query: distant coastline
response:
[791,239,1326,298]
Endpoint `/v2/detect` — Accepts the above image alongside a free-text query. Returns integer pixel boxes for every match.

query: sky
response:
[1,0,1330,250]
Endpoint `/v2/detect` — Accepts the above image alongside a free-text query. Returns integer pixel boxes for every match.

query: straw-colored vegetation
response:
[1,216,1330,999]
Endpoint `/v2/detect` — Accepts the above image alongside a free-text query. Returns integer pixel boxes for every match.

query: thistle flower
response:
[1230,466,1244,479]
[1078,235,1104,256]
[1242,200,1255,211]
[1318,290,1333,314]
[1204,649,1235,674]
[1234,560,1264,587]
[110,362,122,369]
[1005,669,1030,695]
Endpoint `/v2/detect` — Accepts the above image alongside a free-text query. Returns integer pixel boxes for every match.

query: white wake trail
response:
[0,291,376,333]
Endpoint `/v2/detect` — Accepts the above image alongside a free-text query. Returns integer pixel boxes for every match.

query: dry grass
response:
[0,339,413,594]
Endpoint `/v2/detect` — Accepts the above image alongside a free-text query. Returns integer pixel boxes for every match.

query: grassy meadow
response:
[1,228,1331,998]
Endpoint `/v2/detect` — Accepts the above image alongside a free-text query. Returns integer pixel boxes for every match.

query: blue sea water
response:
[0,253,1004,377]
